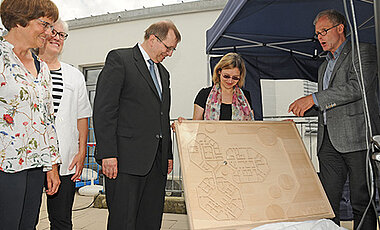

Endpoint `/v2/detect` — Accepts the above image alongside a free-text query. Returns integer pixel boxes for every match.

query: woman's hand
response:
[69,151,86,181]
[46,164,61,195]
[171,117,186,132]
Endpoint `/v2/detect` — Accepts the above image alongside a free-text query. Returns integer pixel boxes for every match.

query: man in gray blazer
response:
[289,9,379,229]
[93,21,181,229]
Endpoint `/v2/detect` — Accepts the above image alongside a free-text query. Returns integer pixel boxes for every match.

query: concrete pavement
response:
[37,192,356,230]
[37,192,189,230]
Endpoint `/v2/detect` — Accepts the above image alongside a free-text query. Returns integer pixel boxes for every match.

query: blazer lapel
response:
[328,41,350,85]
[132,45,161,100]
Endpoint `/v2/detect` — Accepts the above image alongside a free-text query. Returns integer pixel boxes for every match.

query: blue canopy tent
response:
[206,0,376,120]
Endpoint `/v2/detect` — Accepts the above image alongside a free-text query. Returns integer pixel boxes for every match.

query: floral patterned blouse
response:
[0,37,60,173]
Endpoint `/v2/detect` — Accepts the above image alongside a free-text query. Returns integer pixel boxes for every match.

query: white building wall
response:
[60,1,227,119]
[57,0,320,172]
[58,0,315,122]
[261,80,305,117]
[59,0,227,178]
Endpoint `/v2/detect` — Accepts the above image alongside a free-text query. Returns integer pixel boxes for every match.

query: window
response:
[83,66,103,106]
[82,65,103,143]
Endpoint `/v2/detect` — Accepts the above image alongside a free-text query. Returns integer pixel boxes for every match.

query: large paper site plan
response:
[174,121,334,230]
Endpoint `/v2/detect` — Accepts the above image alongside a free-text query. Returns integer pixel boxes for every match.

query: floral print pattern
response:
[0,37,60,173]
[204,83,254,121]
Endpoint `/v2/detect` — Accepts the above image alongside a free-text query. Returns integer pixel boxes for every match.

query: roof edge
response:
[67,0,228,30]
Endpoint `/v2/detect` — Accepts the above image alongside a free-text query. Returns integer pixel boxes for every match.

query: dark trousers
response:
[47,174,76,230]
[105,152,167,230]
[0,168,44,230]
[318,128,377,229]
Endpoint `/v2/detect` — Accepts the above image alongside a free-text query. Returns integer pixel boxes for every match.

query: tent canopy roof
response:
[206,0,375,57]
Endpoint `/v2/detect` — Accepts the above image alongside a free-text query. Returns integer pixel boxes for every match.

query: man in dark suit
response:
[93,21,181,230]
[288,9,379,229]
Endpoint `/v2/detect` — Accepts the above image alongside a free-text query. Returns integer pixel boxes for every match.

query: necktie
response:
[147,59,162,100]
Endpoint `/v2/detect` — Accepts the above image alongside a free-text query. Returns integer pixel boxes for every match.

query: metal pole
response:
[374,0,380,100]
[206,54,211,85]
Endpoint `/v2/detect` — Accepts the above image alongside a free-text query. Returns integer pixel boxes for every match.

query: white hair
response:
[55,18,69,33]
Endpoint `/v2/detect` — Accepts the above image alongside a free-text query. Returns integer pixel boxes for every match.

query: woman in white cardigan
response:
[38,19,92,229]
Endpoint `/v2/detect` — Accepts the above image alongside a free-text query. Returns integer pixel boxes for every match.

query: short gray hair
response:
[313,9,347,36]
[55,18,69,33]
[144,20,181,42]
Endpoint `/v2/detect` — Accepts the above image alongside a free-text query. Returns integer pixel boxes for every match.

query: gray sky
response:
[52,0,198,20]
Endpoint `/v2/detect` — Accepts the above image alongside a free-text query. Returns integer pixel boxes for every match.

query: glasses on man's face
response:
[51,29,68,40]
[37,18,54,31]
[314,24,340,39]
[222,74,240,81]
[154,35,176,52]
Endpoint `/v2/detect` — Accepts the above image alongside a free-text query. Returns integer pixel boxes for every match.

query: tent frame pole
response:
[214,34,314,58]
[207,54,211,86]
[374,0,380,96]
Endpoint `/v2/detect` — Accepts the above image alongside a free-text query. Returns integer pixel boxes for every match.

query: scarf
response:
[204,83,254,121]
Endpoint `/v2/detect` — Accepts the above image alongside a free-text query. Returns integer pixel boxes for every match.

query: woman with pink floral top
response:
[174,53,254,131]
[0,0,61,229]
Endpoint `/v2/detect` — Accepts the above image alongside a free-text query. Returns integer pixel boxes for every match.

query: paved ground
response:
[37,192,189,230]
[37,192,358,230]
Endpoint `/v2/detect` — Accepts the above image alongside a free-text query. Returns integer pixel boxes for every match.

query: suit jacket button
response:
[156,134,160,139]
[160,112,163,115]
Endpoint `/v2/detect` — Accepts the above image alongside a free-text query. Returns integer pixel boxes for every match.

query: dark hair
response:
[313,9,347,36]
[212,53,246,88]
[0,0,59,31]
[144,20,181,42]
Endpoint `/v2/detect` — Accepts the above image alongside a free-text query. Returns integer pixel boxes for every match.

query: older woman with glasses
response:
[37,19,92,229]
[0,0,61,228]
[193,53,254,120]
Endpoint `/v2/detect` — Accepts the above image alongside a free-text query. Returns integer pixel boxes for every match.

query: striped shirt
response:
[51,68,64,114]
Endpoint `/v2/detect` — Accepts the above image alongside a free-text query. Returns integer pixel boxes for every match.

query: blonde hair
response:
[212,53,246,88]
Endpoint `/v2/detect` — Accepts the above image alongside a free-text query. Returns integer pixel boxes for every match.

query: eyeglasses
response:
[154,35,176,52]
[314,24,340,39]
[222,74,240,81]
[51,29,68,40]
[37,18,54,31]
